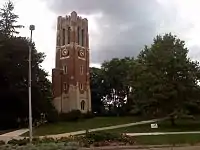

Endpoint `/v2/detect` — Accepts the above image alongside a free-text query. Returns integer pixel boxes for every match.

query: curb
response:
[79,144,200,150]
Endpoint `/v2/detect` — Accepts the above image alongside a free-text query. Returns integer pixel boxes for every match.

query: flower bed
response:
[0,131,136,149]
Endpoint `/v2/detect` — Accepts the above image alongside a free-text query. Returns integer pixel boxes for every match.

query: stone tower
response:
[52,11,91,113]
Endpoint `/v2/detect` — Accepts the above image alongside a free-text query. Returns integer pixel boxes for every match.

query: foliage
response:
[89,33,200,120]
[0,142,79,150]
[59,110,82,122]
[131,33,200,122]
[101,57,134,113]
[81,111,95,119]
[0,141,5,146]
[0,35,56,129]
[0,1,57,129]
[2,132,136,148]
[90,57,135,116]
[90,67,106,114]
[0,0,24,36]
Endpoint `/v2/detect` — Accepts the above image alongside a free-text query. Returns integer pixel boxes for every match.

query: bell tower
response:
[52,11,91,113]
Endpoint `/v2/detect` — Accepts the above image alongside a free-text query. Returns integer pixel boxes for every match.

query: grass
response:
[134,134,200,145]
[106,118,200,133]
[28,116,140,136]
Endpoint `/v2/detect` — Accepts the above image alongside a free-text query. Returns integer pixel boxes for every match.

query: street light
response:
[28,25,35,143]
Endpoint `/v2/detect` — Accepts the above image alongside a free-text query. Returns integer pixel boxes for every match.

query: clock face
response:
[79,50,85,57]
[61,49,69,57]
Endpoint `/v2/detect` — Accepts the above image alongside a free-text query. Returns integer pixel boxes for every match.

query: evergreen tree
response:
[0,0,24,36]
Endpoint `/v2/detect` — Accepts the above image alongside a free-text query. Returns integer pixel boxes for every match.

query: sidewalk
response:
[0,118,161,140]
[0,129,28,137]
[0,129,28,143]
[126,131,200,136]
[80,145,200,150]
[42,118,161,138]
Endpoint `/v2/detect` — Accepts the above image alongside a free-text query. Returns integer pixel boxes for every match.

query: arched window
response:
[63,65,67,74]
[62,28,65,46]
[81,100,85,110]
[81,29,84,46]
[80,83,83,90]
[77,26,80,45]
[68,27,71,44]
[80,65,83,75]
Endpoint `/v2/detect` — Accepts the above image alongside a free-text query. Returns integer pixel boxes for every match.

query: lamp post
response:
[28,25,35,143]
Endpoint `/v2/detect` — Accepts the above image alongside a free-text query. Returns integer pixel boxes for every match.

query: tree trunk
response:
[170,115,176,126]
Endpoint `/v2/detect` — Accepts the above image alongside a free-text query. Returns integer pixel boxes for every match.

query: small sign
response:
[151,123,158,129]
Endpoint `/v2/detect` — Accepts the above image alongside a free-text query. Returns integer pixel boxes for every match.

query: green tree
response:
[0,1,57,129]
[0,0,23,36]
[0,35,57,129]
[101,57,135,115]
[131,33,200,124]
[90,67,105,114]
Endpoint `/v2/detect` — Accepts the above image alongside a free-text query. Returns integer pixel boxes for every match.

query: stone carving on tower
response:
[52,11,91,113]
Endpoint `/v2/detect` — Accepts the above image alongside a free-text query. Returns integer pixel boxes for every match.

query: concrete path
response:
[42,118,161,138]
[0,129,28,143]
[0,129,28,137]
[134,146,200,150]
[0,118,162,141]
[81,145,200,150]
[126,131,200,136]
[120,146,200,150]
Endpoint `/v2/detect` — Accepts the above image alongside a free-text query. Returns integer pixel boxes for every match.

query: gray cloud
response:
[43,0,192,64]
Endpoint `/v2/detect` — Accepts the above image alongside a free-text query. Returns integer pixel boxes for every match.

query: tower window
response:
[81,100,85,110]
[63,82,67,90]
[80,83,83,90]
[62,28,65,46]
[77,26,80,45]
[81,29,84,46]
[63,65,67,74]
[68,27,71,44]
[80,65,83,75]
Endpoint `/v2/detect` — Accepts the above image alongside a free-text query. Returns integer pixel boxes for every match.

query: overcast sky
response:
[1,0,200,77]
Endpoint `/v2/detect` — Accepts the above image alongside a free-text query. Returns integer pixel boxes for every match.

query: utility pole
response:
[28,25,35,143]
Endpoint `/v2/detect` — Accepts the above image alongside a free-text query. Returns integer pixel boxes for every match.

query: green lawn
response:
[134,134,200,145]
[107,118,200,133]
[29,116,140,136]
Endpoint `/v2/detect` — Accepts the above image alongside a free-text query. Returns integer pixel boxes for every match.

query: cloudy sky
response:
[1,0,200,77]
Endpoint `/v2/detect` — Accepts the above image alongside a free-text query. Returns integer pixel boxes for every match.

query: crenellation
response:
[71,11,77,22]
[57,16,62,30]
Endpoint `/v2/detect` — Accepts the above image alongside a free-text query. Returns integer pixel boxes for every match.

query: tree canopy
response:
[90,33,200,121]
[0,0,23,36]
[0,1,56,129]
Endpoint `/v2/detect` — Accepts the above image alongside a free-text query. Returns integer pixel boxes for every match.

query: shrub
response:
[60,110,82,122]
[7,138,29,146]
[46,109,60,123]
[81,131,136,146]
[0,142,79,150]
[3,132,135,148]
[0,141,5,146]
[81,111,95,119]
[85,131,120,142]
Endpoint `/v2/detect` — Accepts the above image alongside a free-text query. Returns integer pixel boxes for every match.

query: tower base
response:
[53,84,91,113]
